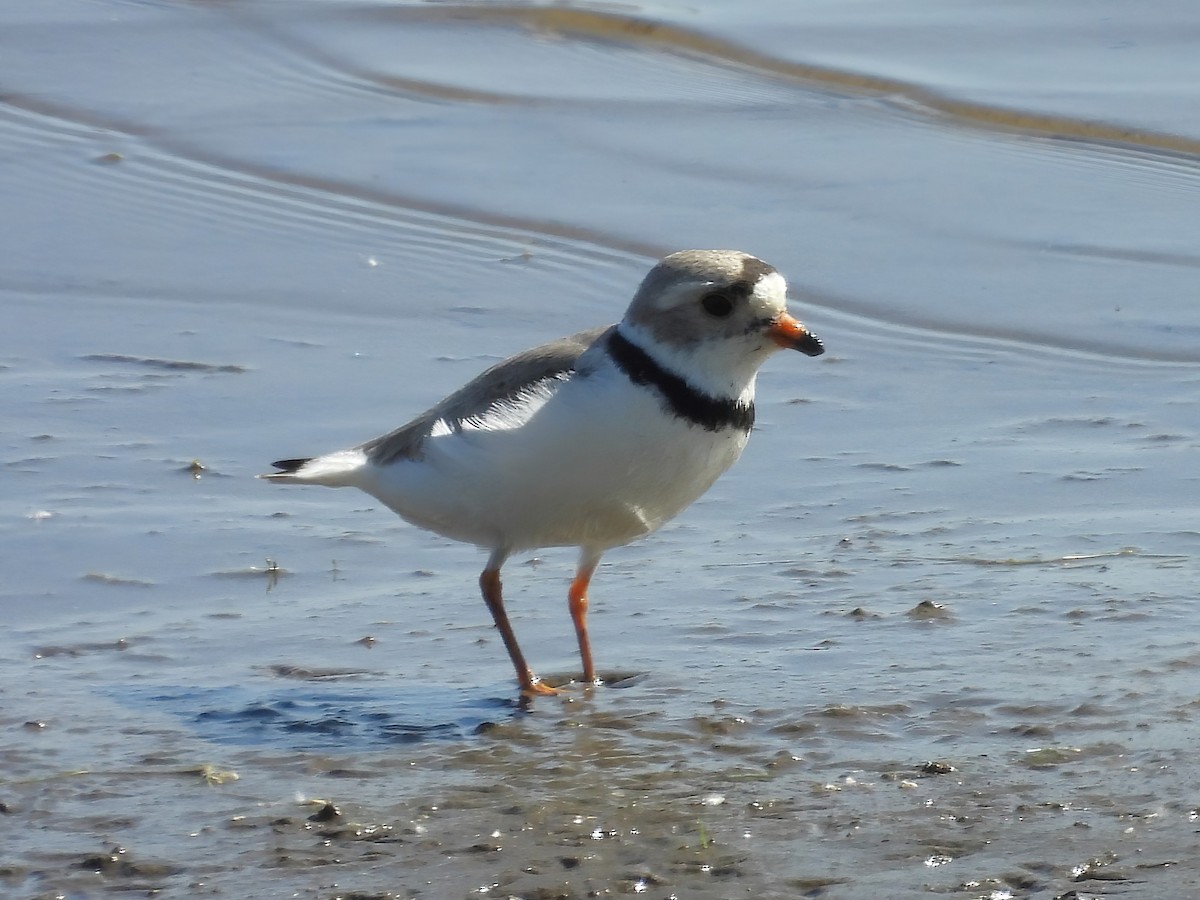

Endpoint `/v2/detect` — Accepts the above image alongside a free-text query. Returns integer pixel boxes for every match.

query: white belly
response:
[361,368,749,552]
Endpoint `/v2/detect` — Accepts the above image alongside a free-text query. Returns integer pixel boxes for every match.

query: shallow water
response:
[2,1,1199,897]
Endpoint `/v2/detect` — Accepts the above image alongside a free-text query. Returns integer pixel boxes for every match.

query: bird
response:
[262,250,824,696]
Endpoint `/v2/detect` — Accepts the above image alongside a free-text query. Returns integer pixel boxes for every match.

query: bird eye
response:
[701,290,735,318]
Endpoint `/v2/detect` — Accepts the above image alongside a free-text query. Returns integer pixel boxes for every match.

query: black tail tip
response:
[271,458,312,474]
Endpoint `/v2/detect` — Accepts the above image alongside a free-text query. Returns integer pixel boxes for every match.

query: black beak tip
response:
[798,332,825,357]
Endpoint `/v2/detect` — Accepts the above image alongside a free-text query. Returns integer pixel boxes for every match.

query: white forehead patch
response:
[752,271,788,313]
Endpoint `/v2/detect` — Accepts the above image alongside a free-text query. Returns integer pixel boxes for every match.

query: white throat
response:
[615,320,762,404]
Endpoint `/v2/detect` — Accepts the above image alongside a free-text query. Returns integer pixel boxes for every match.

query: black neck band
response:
[606,328,754,433]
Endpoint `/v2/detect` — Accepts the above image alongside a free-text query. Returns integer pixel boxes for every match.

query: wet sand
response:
[2,1,1199,897]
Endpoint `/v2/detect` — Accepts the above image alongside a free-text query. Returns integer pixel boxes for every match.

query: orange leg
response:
[569,553,601,685]
[479,567,557,696]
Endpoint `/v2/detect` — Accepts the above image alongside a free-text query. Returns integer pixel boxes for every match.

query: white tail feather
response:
[259,450,368,487]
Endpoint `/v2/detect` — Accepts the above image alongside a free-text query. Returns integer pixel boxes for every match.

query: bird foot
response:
[520,678,563,697]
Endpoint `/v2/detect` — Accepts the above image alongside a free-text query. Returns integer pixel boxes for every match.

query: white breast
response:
[361,360,749,553]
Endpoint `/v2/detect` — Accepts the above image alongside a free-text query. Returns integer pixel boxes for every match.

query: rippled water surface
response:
[2,1,1199,897]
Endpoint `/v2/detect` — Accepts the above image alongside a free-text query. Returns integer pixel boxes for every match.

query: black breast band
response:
[605,329,754,433]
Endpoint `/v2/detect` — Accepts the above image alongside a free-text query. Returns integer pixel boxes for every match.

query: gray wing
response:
[360,325,613,465]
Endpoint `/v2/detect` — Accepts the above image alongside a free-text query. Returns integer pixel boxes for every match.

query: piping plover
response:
[263,250,824,695]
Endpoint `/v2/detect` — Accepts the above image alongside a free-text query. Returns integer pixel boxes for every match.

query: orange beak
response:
[768,313,824,357]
